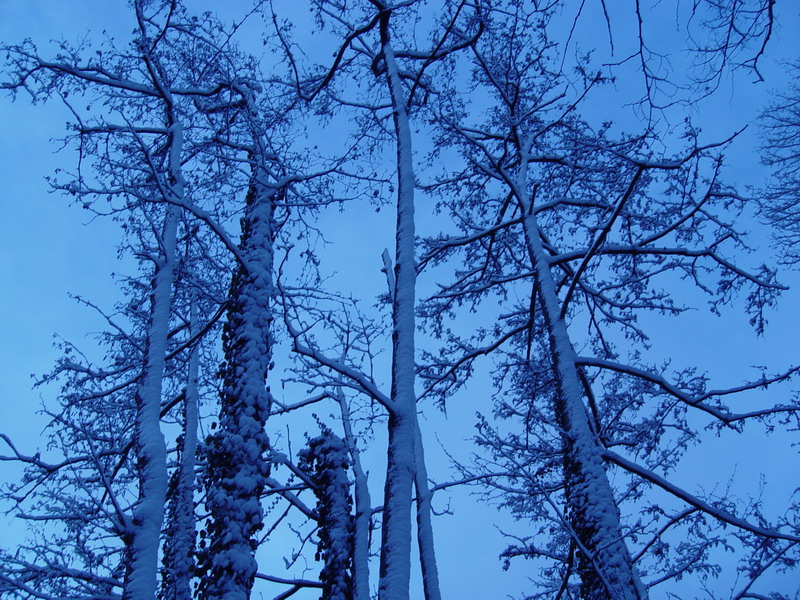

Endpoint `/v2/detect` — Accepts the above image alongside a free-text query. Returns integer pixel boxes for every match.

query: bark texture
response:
[201,166,276,600]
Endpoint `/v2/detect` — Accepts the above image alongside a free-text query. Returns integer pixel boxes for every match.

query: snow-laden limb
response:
[577,357,800,426]
[282,307,393,409]
[731,541,799,600]
[605,451,800,544]
[0,552,123,600]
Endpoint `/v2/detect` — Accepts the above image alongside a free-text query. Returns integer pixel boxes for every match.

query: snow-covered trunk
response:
[123,126,184,600]
[515,142,645,600]
[351,464,371,600]
[300,432,354,600]
[162,299,200,600]
[338,395,371,600]
[413,425,441,600]
[201,155,275,600]
[377,14,420,600]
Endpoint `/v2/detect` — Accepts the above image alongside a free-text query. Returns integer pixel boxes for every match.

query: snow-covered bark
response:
[200,152,276,600]
[515,140,646,600]
[299,430,354,600]
[414,425,442,600]
[376,11,420,600]
[338,395,372,600]
[123,120,184,600]
[162,299,201,600]
[124,248,174,596]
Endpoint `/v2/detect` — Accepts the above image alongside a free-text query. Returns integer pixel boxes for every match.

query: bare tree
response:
[759,61,800,263]
[419,2,799,597]
[274,2,483,598]
[0,2,249,597]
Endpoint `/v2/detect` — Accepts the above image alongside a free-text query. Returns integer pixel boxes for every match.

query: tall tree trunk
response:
[123,121,184,600]
[201,154,276,600]
[124,205,178,600]
[515,139,645,600]
[414,425,442,600]
[377,12,420,600]
[162,298,200,600]
[339,394,372,600]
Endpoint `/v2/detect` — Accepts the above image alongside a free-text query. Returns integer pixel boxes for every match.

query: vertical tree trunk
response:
[515,142,645,600]
[414,426,442,600]
[339,394,372,600]
[300,431,355,600]
[123,122,184,600]
[162,298,200,600]
[201,155,276,600]
[377,13,419,600]
[125,205,177,600]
